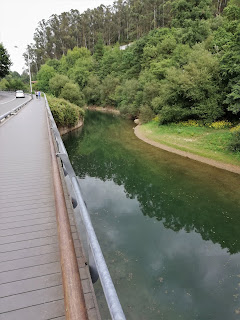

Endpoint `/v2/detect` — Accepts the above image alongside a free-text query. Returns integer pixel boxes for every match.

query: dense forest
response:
[25,0,229,73]
[1,0,240,128]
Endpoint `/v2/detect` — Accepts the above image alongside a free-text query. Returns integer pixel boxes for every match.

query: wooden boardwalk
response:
[0,97,100,320]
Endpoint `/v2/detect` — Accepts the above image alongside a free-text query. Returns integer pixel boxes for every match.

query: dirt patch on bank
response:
[134,125,240,175]
[87,106,120,115]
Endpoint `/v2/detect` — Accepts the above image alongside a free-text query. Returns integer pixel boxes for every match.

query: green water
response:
[63,111,240,320]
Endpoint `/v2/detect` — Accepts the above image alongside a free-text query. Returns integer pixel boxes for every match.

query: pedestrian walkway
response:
[0,97,100,320]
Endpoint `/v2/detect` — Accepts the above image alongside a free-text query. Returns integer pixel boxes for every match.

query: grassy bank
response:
[138,122,240,166]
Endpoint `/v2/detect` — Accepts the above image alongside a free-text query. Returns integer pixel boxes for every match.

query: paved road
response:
[0,91,31,117]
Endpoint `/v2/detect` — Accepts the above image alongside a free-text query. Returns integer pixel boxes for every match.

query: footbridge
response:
[0,92,125,320]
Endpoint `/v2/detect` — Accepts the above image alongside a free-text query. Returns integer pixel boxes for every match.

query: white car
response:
[16,90,25,98]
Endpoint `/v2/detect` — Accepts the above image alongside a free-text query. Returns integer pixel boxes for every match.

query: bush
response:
[139,105,155,123]
[49,74,70,97]
[37,65,56,92]
[208,120,233,129]
[228,130,240,152]
[159,106,191,124]
[83,75,101,105]
[179,120,203,127]
[230,124,240,132]
[60,82,85,107]
[116,79,140,117]
[47,96,84,128]
[100,75,120,107]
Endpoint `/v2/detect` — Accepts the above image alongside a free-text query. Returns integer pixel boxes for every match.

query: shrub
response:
[47,96,84,128]
[230,124,240,133]
[49,74,70,97]
[83,75,101,105]
[179,120,203,127]
[159,106,191,124]
[60,82,85,107]
[228,130,240,152]
[37,65,56,92]
[208,120,233,129]
[139,105,155,123]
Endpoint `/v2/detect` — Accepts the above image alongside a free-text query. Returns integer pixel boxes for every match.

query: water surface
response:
[63,111,240,320]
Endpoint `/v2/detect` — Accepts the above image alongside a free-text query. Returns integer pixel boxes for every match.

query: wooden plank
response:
[0,204,56,215]
[0,273,62,298]
[0,237,80,254]
[0,196,55,207]
[0,200,55,212]
[0,215,56,227]
[0,235,59,253]
[0,261,61,284]
[0,252,60,273]
[0,222,57,237]
[0,299,65,320]
[0,285,63,314]
[0,243,60,262]
[0,208,55,219]
[0,183,52,194]
[0,229,58,245]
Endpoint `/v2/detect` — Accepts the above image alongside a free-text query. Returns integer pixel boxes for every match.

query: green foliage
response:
[225,81,240,114]
[68,66,90,89]
[208,120,233,129]
[1,71,28,91]
[49,74,70,96]
[171,0,212,45]
[0,44,11,78]
[47,96,84,127]
[37,65,56,92]
[228,130,240,152]
[46,59,60,71]
[94,34,104,61]
[83,75,101,105]
[159,106,191,124]
[60,82,85,107]
[98,45,123,78]
[139,105,155,123]
[223,4,240,21]
[116,79,141,117]
[229,0,240,7]
[0,78,9,90]
[156,44,223,123]
[33,0,240,127]
[66,47,91,68]
[100,75,120,107]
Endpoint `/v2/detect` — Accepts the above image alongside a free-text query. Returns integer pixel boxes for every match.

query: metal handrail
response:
[44,94,126,320]
[0,95,32,121]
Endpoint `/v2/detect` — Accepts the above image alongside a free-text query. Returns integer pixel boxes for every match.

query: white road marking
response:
[0,97,16,104]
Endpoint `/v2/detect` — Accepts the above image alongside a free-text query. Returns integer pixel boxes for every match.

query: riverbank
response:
[59,119,83,135]
[86,106,120,115]
[134,124,240,175]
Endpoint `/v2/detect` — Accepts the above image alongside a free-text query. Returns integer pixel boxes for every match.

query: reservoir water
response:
[63,111,240,320]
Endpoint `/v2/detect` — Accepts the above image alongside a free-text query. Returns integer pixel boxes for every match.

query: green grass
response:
[139,122,240,166]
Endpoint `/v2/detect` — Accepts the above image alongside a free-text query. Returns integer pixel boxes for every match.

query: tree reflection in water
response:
[63,111,240,255]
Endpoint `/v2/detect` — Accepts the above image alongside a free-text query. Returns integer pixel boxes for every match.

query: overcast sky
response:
[0,0,114,74]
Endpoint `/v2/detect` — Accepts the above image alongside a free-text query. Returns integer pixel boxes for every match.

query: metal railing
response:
[0,95,32,121]
[44,94,126,320]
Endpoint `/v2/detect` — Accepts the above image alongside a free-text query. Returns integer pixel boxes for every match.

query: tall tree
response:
[0,44,11,78]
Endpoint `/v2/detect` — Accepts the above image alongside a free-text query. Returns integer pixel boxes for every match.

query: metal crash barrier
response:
[0,95,32,122]
[44,94,126,320]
